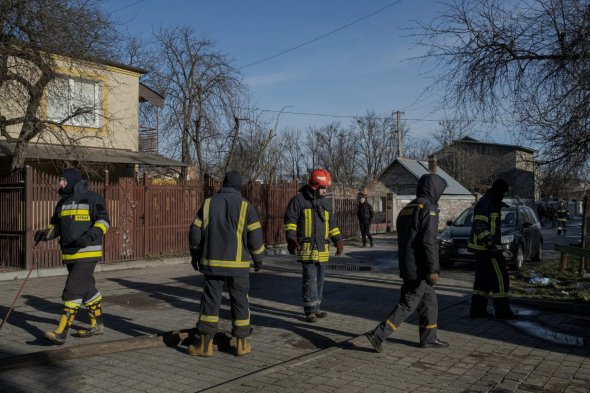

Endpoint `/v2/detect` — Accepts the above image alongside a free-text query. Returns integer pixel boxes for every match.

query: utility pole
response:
[395,111,404,158]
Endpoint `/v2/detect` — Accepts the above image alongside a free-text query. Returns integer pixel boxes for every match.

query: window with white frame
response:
[47,76,102,128]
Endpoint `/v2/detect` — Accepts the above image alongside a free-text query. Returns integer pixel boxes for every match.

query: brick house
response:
[367,157,475,231]
[433,137,537,200]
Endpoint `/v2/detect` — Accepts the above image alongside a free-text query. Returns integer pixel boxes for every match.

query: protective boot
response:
[236,337,251,356]
[365,331,383,353]
[44,302,79,345]
[314,311,328,318]
[305,313,317,323]
[188,334,213,357]
[369,239,374,248]
[75,295,104,338]
[493,298,518,320]
[469,294,490,318]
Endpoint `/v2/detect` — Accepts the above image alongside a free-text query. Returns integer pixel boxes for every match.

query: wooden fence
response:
[0,167,367,270]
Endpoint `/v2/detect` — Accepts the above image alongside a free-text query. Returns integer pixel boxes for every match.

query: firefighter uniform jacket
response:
[468,191,504,254]
[357,201,374,224]
[189,187,265,277]
[556,207,569,222]
[396,175,447,281]
[284,186,342,263]
[45,181,110,264]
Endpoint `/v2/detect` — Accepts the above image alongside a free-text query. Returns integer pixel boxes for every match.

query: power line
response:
[109,0,146,15]
[227,105,515,124]
[239,0,404,70]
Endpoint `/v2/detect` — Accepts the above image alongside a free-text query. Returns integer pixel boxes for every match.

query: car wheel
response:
[531,239,543,262]
[513,244,525,271]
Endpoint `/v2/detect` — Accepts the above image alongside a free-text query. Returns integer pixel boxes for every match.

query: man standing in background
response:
[357,188,374,247]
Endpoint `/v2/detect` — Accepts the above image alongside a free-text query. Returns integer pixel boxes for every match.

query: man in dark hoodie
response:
[468,179,516,319]
[34,168,110,345]
[366,174,449,352]
[188,171,265,357]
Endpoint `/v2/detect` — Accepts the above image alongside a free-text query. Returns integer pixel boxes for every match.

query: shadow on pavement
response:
[16,295,162,339]
[107,265,588,355]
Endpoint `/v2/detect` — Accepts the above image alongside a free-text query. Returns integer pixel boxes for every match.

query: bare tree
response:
[0,0,118,170]
[431,118,471,148]
[152,27,245,181]
[277,127,305,181]
[313,123,358,185]
[418,0,590,173]
[354,111,398,183]
[404,135,437,161]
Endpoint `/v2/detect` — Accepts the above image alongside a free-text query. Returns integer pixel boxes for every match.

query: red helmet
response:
[308,169,331,190]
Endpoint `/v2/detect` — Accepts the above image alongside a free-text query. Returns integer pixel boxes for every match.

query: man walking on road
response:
[556,200,570,236]
[468,179,516,319]
[366,174,449,352]
[357,188,374,248]
[284,169,343,323]
[188,171,265,357]
[34,168,110,345]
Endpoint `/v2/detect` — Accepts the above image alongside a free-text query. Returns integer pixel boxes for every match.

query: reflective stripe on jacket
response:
[284,186,342,263]
[47,181,110,263]
[189,187,265,276]
[556,208,569,222]
[468,191,503,253]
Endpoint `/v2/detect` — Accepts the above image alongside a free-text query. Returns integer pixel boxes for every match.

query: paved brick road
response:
[0,235,588,393]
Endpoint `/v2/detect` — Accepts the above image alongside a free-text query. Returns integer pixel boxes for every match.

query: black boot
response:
[469,295,489,318]
[365,331,383,353]
[494,298,518,320]
[421,339,449,348]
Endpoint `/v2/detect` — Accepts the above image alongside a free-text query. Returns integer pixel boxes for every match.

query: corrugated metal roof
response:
[397,158,473,196]
[0,142,186,167]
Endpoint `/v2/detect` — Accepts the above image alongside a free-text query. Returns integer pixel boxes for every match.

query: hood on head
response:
[59,168,82,195]
[223,170,242,191]
[416,174,448,204]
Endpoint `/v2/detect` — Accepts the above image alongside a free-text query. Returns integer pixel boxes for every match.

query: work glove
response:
[426,272,439,286]
[191,258,199,271]
[76,233,93,248]
[287,237,300,255]
[252,255,263,272]
[190,249,200,271]
[34,229,47,245]
[335,240,344,256]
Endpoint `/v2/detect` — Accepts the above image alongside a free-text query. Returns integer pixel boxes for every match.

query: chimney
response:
[428,154,437,173]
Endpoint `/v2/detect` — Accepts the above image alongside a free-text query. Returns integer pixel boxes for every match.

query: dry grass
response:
[512,258,590,303]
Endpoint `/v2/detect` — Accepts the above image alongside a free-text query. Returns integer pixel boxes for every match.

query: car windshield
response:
[501,207,518,228]
[453,208,474,226]
[452,207,519,227]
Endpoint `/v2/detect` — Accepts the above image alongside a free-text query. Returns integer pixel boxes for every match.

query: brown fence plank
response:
[1,169,364,270]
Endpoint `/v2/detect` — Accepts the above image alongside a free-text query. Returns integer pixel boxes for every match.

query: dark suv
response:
[439,204,543,270]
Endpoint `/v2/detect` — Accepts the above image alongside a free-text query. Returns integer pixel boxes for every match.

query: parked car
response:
[439,204,543,270]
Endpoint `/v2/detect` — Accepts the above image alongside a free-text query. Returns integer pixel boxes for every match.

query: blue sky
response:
[102,0,481,139]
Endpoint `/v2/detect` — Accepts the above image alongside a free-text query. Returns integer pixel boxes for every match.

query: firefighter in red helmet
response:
[284,169,343,322]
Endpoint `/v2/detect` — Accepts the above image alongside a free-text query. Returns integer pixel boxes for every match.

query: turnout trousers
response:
[373,279,439,345]
[62,262,99,303]
[197,274,251,338]
[470,252,512,316]
[301,262,326,314]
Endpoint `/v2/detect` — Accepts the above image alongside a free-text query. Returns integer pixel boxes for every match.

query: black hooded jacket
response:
[396,174,447,280]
